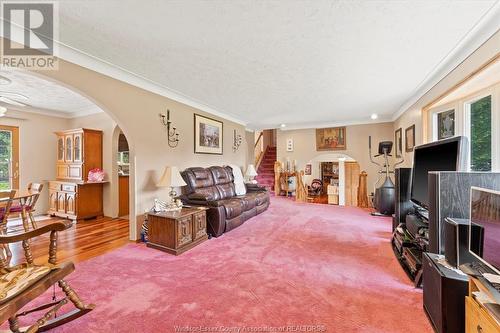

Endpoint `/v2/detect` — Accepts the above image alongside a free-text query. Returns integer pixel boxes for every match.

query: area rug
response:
[14,197,432,332]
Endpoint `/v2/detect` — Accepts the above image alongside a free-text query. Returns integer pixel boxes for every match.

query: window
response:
[118,151,129,164]
[117,151,129,175]
[0,125,19,190]
[469,95,492,171]
[0,130,12,189]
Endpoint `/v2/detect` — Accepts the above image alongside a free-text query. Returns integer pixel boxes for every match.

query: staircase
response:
[256,146,276,190]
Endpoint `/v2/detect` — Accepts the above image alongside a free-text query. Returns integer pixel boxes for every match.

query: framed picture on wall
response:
[437,109,455,140]
[316,126,346,151]
[194,113,223,155]
[286,138,294,152]
[305,163,312,175]
[395,128,402,158]
[405,125,415,152]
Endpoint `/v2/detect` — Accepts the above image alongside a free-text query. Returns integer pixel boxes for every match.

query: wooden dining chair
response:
[26,183,44,230]
[10,183,44,231]
[0,190,16,260]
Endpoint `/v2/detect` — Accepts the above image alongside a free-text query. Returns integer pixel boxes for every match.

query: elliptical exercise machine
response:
[368,136,403,216]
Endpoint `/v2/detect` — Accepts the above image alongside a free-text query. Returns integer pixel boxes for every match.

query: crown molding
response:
[56,42,248,126]
[3,105,69,118]
[392,2,500,121]
[2,104,103,119]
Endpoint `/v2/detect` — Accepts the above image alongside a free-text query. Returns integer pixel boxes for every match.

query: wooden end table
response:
[147,206,209,255]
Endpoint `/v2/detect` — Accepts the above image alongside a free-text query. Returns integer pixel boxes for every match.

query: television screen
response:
[470,187,500,273]
[410,136,467,208]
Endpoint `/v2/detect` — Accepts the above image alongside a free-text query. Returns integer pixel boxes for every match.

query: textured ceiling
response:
[0,69,102,117]
[54,0,496,128]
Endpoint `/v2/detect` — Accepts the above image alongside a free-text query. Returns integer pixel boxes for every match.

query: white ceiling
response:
[0,69,103,118]
[46,1,500,127]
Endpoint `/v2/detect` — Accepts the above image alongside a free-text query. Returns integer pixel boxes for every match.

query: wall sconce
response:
[159,109,179,148]
[232,129,242,151]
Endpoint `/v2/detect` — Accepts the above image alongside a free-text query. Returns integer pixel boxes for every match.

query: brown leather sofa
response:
[180,166,270,237]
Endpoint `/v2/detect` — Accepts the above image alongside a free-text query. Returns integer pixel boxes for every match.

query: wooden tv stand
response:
[466,277,500,332]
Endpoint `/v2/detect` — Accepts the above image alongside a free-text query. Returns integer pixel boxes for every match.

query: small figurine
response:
[176,199,183,208]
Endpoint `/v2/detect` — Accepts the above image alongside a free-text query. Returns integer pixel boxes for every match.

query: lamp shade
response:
[245,164,258,177]
[157,166,187,187]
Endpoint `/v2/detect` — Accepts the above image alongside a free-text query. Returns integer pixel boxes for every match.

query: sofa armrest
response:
[187,193,210,201]
[246,183,267,192]
[189,200,222,207]
[181,194,222,208]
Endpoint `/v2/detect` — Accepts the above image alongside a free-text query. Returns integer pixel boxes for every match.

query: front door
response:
[0,125,19,190]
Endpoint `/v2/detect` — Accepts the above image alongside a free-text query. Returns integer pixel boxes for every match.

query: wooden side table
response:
[147,207,209,255]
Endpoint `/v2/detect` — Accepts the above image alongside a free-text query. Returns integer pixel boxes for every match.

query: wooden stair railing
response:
[254,132,264,169]
[274,161,282,195]
[357,171,369,208]
[295,170,307,202]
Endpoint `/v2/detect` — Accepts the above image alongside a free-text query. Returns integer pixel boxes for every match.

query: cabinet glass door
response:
[57,137,64,162]
[73,133,82,162]
[65,136,72,162]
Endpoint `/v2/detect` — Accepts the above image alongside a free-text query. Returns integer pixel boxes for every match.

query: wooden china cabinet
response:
[48,128,105,221]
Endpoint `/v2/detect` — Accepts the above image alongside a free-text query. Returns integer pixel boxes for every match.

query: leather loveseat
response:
[180,166,270,237]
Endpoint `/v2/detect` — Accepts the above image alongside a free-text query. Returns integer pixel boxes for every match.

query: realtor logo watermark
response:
[1,1,59,69]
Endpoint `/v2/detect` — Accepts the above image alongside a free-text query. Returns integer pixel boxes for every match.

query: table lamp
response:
[157,166,187,210]
[245,164,258,184]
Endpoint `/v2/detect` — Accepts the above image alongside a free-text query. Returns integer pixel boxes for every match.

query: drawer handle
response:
[477,324,483,333]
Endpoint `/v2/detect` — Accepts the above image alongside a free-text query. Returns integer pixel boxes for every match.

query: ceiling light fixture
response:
[280,124,286,128]
[370,114,378,120]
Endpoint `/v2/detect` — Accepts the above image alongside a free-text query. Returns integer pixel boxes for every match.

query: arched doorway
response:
[4,68,137,240]
[305,153,360,206]
[113,126,131,218]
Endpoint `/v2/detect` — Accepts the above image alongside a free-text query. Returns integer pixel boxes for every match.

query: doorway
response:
[117,132,130,217]
[305,154,360,206]
[0,125,19,190]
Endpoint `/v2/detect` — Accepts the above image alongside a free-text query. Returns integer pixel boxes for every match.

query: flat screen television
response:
[410,136,468,209]
[470,187,500,274]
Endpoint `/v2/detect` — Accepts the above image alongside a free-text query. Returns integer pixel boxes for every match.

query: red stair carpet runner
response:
[255,146,277,191]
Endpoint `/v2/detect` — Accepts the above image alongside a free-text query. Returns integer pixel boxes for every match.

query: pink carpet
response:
[16,197,432,332]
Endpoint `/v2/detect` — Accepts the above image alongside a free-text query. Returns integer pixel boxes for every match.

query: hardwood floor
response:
[311,194,329,204]
[6,216,131,266]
